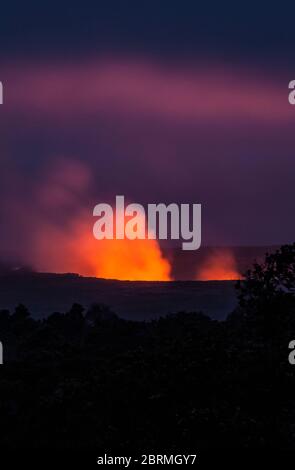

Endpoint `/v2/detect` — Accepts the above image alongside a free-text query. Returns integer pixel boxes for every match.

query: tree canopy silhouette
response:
[0,244,294,449]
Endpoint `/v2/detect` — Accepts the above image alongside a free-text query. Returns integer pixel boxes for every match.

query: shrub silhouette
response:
[0,244,294,449]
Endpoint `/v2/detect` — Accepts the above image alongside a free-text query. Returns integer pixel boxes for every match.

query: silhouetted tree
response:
[237,243,295,308]
[13,303,30,320]
[1,245,295,450]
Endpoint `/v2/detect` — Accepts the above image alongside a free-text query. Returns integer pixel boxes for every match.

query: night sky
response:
[0,1,295,271]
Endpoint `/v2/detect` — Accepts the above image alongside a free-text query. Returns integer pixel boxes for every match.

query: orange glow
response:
[31,210,171,281]
[86,208,171,280]
[196,249,241,281]
[79,235,171,281]
[11,158,171,281]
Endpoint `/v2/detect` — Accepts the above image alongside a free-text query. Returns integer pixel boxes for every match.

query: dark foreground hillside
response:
[0,244,294,450]
[0,273,237,321]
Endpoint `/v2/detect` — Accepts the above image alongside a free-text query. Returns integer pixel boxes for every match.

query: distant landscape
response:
[0,246,275,321]
[0,273,238,321]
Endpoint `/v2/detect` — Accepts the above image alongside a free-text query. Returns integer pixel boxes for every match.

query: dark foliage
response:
[0,245,295,450]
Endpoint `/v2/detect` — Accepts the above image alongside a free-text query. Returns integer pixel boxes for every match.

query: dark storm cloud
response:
[1,1,295,64]
[0,58,294,253]
[0,2,295,272]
